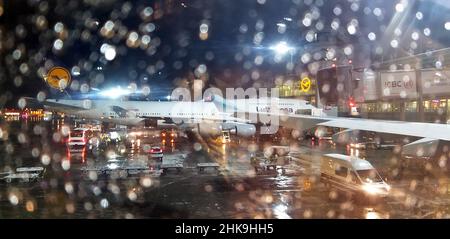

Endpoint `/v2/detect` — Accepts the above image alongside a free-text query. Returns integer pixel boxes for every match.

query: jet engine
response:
[197,122,256,137]
[221,122,256,137]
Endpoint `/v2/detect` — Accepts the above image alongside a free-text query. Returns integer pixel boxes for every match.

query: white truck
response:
[1,167,46,183]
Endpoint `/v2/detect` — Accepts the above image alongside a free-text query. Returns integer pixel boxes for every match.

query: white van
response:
[320,153,390,198]
[1,167,46,183]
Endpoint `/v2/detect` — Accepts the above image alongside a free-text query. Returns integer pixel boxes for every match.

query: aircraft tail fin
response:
[43,67,73,100]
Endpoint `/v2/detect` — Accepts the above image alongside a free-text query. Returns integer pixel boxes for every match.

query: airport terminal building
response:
[273,64,450,124]
[270,25,450,124]
[352,68,450,124]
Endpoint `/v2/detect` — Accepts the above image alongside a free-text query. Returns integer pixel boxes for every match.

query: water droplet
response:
[41,154,51,165]
[100,199,109,208]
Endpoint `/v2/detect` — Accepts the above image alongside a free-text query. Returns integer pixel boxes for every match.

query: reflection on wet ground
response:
[1,119,450,218]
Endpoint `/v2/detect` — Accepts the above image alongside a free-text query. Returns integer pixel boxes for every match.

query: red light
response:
[82,148,86,163]
[349,97,355,107]
[150,148,161,153]
[331,63,336,68]
[348,59,352,64]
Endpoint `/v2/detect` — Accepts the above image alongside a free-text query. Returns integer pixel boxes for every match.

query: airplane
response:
[25,91,450,159]
[24,97,257,137]
[24,88,332,139]
[207,94,337,118]
[206,94,450,139]
[208,94,450,158]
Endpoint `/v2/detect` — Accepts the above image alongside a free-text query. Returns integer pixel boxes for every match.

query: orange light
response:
[26,201,35,212]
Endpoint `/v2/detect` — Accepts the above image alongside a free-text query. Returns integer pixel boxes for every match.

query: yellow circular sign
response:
[45,67,71,91]
[300,77,311,92]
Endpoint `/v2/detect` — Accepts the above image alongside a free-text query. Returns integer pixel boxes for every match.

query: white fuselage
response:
[233,98,318,114]
[48,97,323,123]
[214,97,329,118]
[47,99,225,126]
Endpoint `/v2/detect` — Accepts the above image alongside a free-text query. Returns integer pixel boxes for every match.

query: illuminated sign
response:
[300,77,311,92]
[421,70,450,95]
[383,80,413,89]
[380,71,417,99]
[45,67,71,91]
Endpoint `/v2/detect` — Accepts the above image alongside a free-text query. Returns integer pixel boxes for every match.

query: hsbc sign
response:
[383,80,414,89]
[380,71,417,99]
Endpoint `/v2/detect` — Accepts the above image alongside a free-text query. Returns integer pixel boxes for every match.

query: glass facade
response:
[405,101,418,112]
[360,102,402,113]
[361,100,448,113]
[360,98,450,123]
[422,99,446,113]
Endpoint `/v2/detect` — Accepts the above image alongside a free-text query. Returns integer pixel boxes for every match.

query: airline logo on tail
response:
[45,67,71,92]
[300,77,311,92]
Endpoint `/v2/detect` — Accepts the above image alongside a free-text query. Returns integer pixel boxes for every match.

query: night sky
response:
[1,0,449,107]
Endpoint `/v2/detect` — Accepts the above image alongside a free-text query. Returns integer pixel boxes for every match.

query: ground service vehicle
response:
[320,154,390,200]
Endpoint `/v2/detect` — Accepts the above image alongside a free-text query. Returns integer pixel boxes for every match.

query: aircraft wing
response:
[279,114,450,141]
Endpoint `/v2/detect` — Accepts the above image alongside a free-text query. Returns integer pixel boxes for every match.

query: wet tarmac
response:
[1,118,450,218]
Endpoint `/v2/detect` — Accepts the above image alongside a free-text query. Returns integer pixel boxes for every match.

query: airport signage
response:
[380,71,417,99]
[291,77,315,96]
[300,77,311,92]
[421,70,450,95]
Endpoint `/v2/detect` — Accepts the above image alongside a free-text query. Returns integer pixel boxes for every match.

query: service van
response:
[1,167,46,183]
[67,128,93,151]
[320,153,390,199]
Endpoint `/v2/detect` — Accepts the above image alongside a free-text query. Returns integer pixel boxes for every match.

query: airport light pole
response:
[270,41,297,95]
[270,41,295,66]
